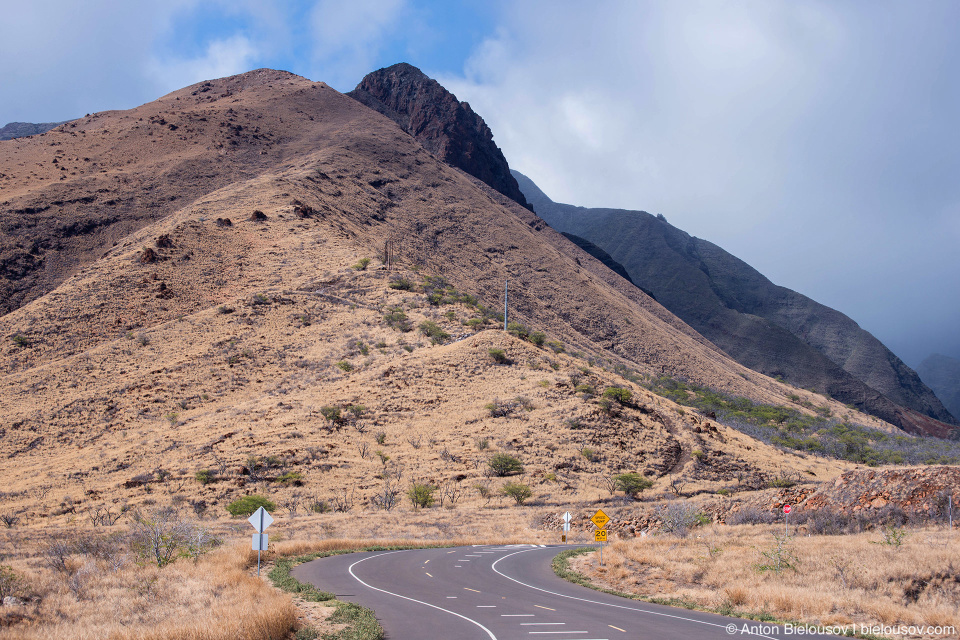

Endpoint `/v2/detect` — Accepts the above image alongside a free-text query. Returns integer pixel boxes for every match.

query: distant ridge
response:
[348,63,531,210]
[917,354,960,425]
[513,169,958,438]
[0,120,69,140]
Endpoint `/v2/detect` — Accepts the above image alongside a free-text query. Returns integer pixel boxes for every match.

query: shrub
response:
[352,257,371,271]
[195,470,215,485]
[276,472,303,485]
[476,437,490,450]
[580,447,597,462]
[129,507,195,567]
[389,277,413,290]
[614,472,653,497]
[407,483,436,509]
[11,334,29,347]
[419,320,449,345]
[485,398,516,418]
[767,476,796,488]
[464,317,484,330]
[488,453,523,477]
[320,406,342,424]
[602,387,633,405]
[656,502,705,537]
[226,495,276,517]
[488,348,509,364]
[755,534,799,574]
[575,383,595,396]
[506,322,529,340]
[0,565,20,602]
[384,308,412,332]
[726,506,775,526]
[503,482,533,505]
[336,360,353,372]
[529,332,546,347]
[546,340,565,353]
[310,499,332,514]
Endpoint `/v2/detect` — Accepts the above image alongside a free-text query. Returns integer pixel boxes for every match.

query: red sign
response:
[783,505,792,514]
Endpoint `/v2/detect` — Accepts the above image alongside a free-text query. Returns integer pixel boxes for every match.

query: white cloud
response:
[148,34,260,90]
[307,0,407,89]
[439,0,960,365]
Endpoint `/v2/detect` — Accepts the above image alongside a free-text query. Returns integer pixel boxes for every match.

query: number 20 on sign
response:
[594,529,607,542]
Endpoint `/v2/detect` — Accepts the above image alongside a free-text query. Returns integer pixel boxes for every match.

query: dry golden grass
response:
[0,540,295,640]
[573,524,960,639]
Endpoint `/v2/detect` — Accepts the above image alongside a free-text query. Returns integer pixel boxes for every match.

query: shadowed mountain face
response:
[514,170,958,438]
[0,121,68,140]
[348,63,531,210]
[917,354,960,424]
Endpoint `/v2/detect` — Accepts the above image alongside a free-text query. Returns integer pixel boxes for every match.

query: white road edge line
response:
[348,551,498,640]
[490,549,779,640]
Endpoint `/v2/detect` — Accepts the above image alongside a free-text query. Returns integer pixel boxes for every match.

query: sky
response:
[1,0,958,368]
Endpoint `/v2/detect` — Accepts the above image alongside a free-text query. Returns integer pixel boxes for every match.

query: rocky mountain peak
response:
[348,63,531,210]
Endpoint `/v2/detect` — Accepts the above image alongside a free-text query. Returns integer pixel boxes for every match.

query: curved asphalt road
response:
[293,545,840,640]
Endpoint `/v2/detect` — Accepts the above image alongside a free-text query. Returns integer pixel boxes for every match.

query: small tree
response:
[407,483,436,509]
[502,482,532,505]
[614,473,653,498]
[195,469,215,485]
[488,453,523,477]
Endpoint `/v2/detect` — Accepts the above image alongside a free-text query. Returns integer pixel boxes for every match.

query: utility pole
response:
[503,280,508,331]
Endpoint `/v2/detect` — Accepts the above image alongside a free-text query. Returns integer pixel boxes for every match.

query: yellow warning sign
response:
[595,529,607,542]
[591,509,610,529]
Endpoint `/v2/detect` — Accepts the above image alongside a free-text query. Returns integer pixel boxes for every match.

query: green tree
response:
[407,483,436,509]
[488,453,523,477]
[614,473,653,498]
[502,482,533,505]
[226,495,276,517]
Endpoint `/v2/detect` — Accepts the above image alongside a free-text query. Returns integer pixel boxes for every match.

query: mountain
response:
[348,63,531,210]
[917,354,960,424]
[513,170,958,439]
[1,68,889,522]
[0,120,68,140]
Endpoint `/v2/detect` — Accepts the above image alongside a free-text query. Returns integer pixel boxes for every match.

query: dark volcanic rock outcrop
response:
[348,63,531,210]
[917,354,960,424]
[514,170,959,438]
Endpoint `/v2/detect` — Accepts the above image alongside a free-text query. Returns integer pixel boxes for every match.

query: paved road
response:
[293,545,840,640]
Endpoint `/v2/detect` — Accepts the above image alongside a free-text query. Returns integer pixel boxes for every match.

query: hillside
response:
[514,170,958,439]
[348,63,531,210]
[917,354,960,424]
[0,68,887,522]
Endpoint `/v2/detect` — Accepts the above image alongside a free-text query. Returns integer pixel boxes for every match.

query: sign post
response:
[783,504,791,536]
[591,509,610,566]
[248,506,274,577]
[562,511,571,543]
